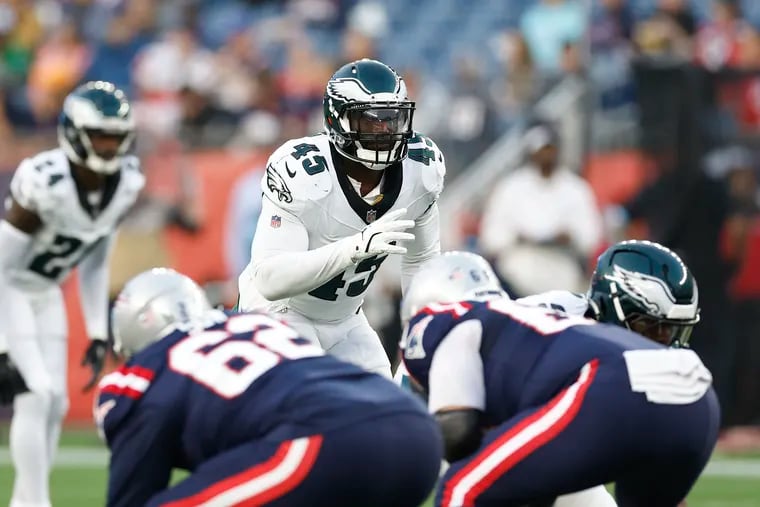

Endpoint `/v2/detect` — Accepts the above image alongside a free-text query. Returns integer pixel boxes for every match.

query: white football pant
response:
[279,309,392,378]
[7,286,68,507]
[554,486,618,507]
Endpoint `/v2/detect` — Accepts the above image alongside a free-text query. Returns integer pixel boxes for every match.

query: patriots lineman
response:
[400,252,719,507]
[0,81,144,507]
[238,58,445,377]
[97,268,442,507]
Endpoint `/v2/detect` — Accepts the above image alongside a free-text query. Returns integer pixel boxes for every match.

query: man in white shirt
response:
[479,120,602,296]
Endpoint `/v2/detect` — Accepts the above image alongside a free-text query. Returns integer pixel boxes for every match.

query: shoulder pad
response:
[262,137,333,213]
[9,151,64,213]
[516,290,591,317]
[121,155,146,193]
[408,132,445,198]
[95,362,156,443]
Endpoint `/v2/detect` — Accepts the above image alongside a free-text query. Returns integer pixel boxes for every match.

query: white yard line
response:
[1,448,759,478]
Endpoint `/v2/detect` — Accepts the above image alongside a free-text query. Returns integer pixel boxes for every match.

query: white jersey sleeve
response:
[516,290,591,317]
[401,133,445,294]
[9,157,47,213]
[239,141,354,305]
[428,319,486,413]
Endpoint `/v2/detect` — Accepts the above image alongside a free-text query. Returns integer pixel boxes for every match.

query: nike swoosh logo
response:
[285,162,297,178]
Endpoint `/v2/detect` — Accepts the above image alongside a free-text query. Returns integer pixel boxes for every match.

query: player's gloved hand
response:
[349,208,415,262]
[81,339,108,392]
[0,352,28,405]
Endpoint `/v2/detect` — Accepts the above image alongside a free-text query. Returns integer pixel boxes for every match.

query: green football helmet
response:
[58,80,135,175]
[323,59,415,170]
[588,240,700,347]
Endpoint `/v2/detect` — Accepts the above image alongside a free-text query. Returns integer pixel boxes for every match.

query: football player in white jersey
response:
[0,81,145,507]
[516,240,701,348]
[238,59,445,377]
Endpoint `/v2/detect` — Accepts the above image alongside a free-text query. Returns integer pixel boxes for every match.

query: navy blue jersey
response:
[96,310,425,507]
[402,298,664,425]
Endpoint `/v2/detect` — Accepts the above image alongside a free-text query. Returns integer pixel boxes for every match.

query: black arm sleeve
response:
[435,409,483,463]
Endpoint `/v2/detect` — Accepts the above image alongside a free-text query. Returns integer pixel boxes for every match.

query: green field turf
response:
[0,466,758,506]
[0,429,758,506]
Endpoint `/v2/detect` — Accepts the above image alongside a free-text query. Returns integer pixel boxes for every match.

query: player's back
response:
[404,298,664,425]
[97,310,425,468]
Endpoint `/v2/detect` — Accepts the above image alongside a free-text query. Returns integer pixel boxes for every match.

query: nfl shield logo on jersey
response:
[270,215,282,228]
[366,209,377,223]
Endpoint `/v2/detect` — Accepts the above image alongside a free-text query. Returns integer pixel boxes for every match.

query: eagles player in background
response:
[238,59,445,377]
[0,81,144,507]
[517,240,701,348]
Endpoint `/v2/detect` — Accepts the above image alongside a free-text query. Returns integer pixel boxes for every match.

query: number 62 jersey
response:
[238,132,445,322]
[7,148,144,290]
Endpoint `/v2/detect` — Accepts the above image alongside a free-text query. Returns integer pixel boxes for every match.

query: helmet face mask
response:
[625,312,696,346]
[324,59,415,170]
[589,240,700,347]
[58,81,135,175]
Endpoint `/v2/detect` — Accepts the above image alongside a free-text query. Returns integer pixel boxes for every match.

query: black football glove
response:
[81,339,108,392]
[0,353,28,405]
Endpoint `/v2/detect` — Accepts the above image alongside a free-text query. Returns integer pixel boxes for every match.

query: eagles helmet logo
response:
[605,264,689,317]
[266,165,293,204]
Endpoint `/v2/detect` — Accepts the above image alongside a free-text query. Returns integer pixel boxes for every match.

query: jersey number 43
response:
[308,254,387,301]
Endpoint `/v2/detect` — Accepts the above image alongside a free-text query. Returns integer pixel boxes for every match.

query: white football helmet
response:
[400,251,507,324]
[111,268,212,358]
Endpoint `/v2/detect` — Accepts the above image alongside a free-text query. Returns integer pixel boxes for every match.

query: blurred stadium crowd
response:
[2,0,760,448]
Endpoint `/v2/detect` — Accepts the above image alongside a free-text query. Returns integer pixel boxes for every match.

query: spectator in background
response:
[176,83,240,149]
[25,20,90,126]
[711,147,760,442]
[589,0,636,113]
[695,0,749,71]
[491,31,538,123]
[479,120,602,297]
[439,56,499,176]
[635,0,696,60]
[277,35,332,137]
[0,0,44,89]
[131,27,217,138]
[624,143,735,426]
[340,0,388,63]
[728,26,760,133]
[83,0,155,95]
[520,0,585,75]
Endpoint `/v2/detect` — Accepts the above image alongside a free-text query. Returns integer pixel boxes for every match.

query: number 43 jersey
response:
[239,132,445,322]
[7,148,144,290]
